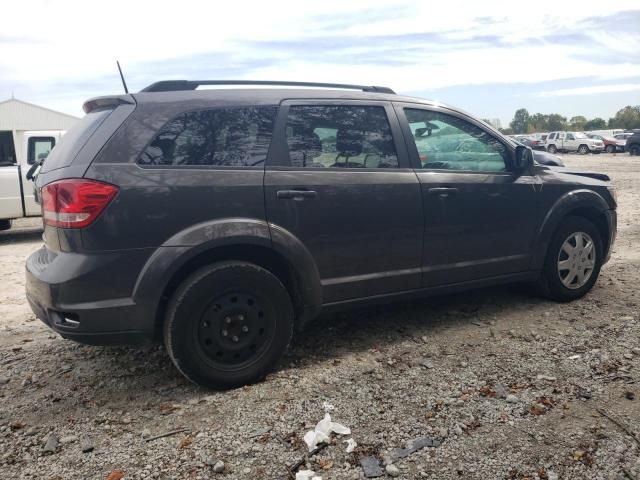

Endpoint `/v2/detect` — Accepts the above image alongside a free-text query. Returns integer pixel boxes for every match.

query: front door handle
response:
[276,189,318,200]
[428,187,458,197]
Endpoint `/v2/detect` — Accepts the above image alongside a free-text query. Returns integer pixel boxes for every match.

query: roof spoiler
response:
[140,80,395,94]
[83,95,135,114]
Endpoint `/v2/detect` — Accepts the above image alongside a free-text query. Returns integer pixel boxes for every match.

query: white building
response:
[0,97,78,165]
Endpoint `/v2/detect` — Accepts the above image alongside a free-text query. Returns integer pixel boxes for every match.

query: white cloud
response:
[0,0,639,115]
[537,83,640,97]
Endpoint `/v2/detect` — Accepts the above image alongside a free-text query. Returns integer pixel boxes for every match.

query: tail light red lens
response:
[41,179,119,228]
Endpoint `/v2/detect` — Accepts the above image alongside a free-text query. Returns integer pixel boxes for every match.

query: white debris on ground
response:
[0,154,639,479]
[303,413,351,452]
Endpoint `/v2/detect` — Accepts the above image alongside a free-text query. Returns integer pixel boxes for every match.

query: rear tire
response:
[629,145,640,156]
[0,219,11,231]
[538,216,603,302]
[547,145,557,154]
[163,261,294,389]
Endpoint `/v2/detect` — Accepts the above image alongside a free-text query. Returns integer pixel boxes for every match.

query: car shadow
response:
[286,283,542,365]
[23,282,550,410]
[0,227,43,245]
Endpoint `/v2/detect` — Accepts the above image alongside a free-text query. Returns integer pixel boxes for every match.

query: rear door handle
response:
[428,187,458,197]
[276,189,318,200]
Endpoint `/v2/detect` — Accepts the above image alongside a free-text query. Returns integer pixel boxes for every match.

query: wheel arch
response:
[531,190,611,270]
[132,218,322,337]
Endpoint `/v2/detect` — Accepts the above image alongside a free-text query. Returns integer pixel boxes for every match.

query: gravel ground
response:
[1,153,638,480]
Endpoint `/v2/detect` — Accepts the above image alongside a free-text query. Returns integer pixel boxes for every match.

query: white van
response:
[0,130,65,230]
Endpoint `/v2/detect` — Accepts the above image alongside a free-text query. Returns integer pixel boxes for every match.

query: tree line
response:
[501,105,640,135]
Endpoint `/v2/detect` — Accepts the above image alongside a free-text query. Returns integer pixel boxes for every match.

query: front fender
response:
[530,189,610,270]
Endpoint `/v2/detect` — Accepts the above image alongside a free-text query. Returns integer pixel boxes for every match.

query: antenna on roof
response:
[116,60,129,94]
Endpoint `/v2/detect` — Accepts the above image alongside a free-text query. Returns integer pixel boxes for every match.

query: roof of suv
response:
[132,87,435,107]
[127,78,448,109]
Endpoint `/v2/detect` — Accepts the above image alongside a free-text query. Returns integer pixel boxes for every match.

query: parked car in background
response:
[546,131,604,154]
[587,134,619,153]
[513,135,546,151]
[26,80,617,388]
[626,132,640,156]
[511,137,564,166]
[588,129,624,138]
[0,130,64,230]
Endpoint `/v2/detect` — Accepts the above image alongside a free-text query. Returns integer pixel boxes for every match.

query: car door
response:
[565,133,577,151]
[264,100,423,304]
[23,135,57,215]
[556,132,566,150]
[394,103,542,286]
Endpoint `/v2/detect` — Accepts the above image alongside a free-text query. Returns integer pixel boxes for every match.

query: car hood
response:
[544,166,610,182]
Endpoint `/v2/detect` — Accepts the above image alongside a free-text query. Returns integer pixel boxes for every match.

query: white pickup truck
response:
[0,130,64,230]
[545,131,605,154]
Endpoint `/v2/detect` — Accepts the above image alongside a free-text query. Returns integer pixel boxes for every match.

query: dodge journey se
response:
[26,80,617,388]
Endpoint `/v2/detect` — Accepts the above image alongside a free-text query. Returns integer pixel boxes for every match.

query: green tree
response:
[546,114,567,132]
[529,113,549,132]
[499,127,514,135]
[583,118,607,131]
[608,106,640,129]
[568,116,587,131]
[510,108,530,134]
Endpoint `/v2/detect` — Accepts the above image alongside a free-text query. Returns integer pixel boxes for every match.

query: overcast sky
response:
[1,0,639,125]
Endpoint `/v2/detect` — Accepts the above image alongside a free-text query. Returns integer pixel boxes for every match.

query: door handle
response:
[428,187,458,197]
[276,189,318,200]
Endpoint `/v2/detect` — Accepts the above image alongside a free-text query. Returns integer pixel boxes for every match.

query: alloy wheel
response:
[557,231,596,289]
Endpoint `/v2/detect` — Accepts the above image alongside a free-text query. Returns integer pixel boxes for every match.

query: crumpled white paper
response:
[295,470,322,480]
[344,438,357,453]
[303,413,351,452]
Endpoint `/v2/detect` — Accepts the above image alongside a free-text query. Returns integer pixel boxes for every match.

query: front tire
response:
[629,145,640,156]
[0,219,11,231]
[539,216,603,302]
[163,261,294,389]
[605,145,615,154]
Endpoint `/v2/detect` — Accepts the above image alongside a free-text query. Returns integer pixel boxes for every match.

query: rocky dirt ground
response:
[1,153,638,480]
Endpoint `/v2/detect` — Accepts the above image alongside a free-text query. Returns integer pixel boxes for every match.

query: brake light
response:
[41,179,118,228]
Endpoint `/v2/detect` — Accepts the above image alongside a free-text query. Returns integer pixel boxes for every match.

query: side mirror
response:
[514,145,534,172]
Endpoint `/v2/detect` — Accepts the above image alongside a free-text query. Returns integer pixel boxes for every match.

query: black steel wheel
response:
[164,261,294,389]
[196,292,274,370]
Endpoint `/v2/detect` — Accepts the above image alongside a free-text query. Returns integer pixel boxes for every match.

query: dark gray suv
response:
[26,80,617,388]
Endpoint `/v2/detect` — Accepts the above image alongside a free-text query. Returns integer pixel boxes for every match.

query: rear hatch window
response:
[40,109,112,173]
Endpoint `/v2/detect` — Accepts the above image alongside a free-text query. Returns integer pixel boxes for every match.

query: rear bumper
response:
[25,246,155,345]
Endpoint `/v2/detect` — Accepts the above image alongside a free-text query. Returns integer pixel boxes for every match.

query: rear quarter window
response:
[138,107,277,167]
[40,109,112,173]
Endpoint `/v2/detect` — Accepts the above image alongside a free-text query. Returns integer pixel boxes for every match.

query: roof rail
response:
[139,80,395,94]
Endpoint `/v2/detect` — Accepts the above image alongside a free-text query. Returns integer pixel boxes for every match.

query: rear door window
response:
[284,105,398,168]
[139,107,277,167]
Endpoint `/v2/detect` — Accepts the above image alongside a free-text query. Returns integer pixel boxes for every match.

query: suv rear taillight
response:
[41,179,118,228]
